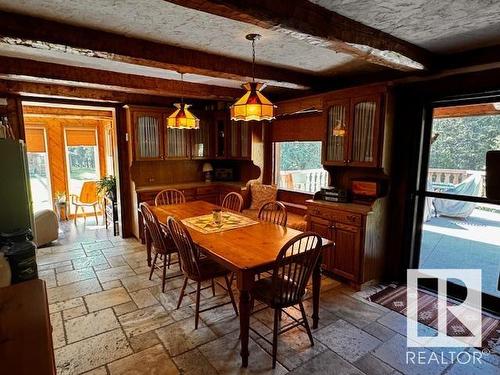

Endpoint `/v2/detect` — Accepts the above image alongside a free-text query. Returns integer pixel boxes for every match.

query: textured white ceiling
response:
[0,0,355,74]
[310,0,500,53]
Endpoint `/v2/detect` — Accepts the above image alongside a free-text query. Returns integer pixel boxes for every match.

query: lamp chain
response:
[180,72,184,105]
[252,38,255,82]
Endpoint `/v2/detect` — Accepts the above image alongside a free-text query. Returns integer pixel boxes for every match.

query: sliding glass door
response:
[413,100,500,311]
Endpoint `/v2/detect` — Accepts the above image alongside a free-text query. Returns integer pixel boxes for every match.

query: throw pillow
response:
[250,183,277,210]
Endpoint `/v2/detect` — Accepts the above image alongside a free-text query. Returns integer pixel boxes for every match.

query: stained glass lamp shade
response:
[166,103,200,129]
[230,82,274,122]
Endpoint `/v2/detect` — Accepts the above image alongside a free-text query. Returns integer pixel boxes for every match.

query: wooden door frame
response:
[19,97,132,237]
[409,93,500,315]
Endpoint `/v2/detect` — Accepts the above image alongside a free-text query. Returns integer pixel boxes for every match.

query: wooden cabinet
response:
[306,199,387,289]
[165,128,190,159]
[0,280,57,375]
[325,99,349,165]
[308,216,333,270]
[324,93,383,168]
[331,223,361,280]
[191,116,212,159]
[127,106,251,162]
[131,110,164,161]
[228,121,251,159]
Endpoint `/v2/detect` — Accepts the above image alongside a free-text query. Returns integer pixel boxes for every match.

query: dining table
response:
[150,200,332,368]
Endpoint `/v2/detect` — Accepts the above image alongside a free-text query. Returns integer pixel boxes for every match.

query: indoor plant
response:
[96,175,117,201]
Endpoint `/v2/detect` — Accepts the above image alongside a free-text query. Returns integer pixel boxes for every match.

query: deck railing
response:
[279,168,329,193]
[428,168,486,196]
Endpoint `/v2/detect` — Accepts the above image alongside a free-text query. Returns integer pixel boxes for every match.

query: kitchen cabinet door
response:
[324,99,349,165]
[332,222,361,281]
[348,94,382,167]
[132,111,163,160]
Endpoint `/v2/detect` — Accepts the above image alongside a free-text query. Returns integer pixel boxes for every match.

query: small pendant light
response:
[167,73,200,129]
[230,34,275,122]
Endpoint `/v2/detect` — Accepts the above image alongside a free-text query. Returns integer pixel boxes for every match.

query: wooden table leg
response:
[238,272,253,368]
[312,254,322,329]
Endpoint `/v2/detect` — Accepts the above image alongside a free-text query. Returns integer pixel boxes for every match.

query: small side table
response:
[104,196,119,236]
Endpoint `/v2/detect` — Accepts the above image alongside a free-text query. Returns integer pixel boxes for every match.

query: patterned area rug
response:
[367,285,499,352]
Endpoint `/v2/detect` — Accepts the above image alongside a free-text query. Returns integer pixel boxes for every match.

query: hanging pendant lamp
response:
[167,73,200,129]
[230,34,275,122]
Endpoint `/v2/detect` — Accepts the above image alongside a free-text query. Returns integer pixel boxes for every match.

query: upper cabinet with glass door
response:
[324,99,349,165]
[130,110,164,161]
[228,121,252,159]
[349,95,381,167]
[324,92,384,168]
[191,115,212,159]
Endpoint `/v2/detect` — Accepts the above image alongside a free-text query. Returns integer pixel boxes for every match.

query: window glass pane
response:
[427,113,500,198]
[421,201,500,298]
[274,141,328,193]
[28,152,51,211]
[67,146,99,196]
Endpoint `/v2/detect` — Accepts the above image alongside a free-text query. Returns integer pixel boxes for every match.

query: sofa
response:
[34,209,59,247]
[240,181,308,231]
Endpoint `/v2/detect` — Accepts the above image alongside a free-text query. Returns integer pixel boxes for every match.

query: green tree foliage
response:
[279,142,323,170]
[429,115,500,170]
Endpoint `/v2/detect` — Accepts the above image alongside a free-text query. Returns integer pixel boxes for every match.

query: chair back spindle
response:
[140,202,174,254]
[166,216,201,279]
[221,192,244,212]
[258,201,288,226]
[271,232,322,307]
[155,189,186,206]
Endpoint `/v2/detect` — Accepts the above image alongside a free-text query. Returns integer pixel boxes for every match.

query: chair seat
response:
[73,201,98,206]
[196,258,231,281]
[251,277,302,308]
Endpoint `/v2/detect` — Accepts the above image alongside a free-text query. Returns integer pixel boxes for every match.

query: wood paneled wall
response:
[271,113,324,142]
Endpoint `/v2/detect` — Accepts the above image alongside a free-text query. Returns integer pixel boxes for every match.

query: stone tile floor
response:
[37,225,499,374]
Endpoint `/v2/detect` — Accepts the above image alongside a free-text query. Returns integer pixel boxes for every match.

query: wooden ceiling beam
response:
[0,11,314,90]
[0,56,242,100]
[0,80,178,106]
[166,0,434,71]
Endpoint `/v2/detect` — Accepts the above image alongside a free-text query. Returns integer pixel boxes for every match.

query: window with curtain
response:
[25,127,52,210]
[65,128,100,196]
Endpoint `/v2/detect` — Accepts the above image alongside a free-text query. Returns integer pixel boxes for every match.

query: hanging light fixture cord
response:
[180,72,184,105]
[251,38,256,82]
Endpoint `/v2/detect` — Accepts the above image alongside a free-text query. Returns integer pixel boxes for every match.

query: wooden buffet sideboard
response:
[306,198,388,290]
[0,279,56,375]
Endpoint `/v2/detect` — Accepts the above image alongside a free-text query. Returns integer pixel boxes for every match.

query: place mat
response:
[182,212,258,234]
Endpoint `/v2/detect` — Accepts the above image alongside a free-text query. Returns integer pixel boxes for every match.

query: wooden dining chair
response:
[71,180,100,224]
[155,189,186,206]
[249,232,322,368]
[258,201,288,226]
[221,192,244,212]
[166,216,238,329]
[139,202,180,292]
